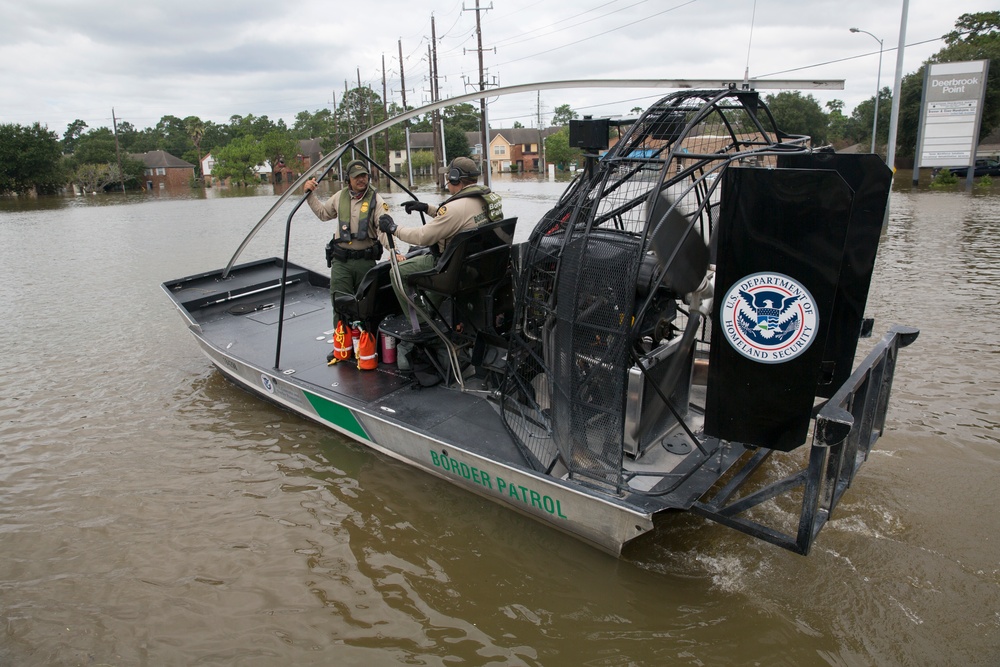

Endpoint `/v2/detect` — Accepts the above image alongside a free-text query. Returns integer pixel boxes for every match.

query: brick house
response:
[135,150,195,190]
[488,127,560,173]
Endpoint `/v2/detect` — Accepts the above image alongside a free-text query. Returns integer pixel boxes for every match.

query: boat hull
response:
[179,324,656,555]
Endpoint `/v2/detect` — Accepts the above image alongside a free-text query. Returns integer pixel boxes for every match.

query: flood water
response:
[1,174,999,666]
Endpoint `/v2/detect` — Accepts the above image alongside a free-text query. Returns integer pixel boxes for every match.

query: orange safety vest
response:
[357,329,378,370]
[328,321,353,365]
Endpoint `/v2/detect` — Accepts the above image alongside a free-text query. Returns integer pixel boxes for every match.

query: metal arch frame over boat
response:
[163,80,918,557]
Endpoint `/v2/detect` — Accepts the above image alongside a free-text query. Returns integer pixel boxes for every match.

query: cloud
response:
[0,0,993,134]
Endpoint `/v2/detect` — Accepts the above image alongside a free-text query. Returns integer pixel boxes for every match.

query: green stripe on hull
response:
[304,392,369,441]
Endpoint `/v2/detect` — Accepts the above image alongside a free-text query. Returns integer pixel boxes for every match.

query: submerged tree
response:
[0,122,64,195]
[212,135,265,185]
[543,126,581,169]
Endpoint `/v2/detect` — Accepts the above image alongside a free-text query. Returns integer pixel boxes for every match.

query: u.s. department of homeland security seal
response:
[720,272,818,364]
[260,374,275,394]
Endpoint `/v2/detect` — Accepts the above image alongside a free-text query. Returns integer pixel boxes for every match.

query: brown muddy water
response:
[1,175,998,666]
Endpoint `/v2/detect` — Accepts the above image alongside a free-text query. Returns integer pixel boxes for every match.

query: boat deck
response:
[165,259,530,468]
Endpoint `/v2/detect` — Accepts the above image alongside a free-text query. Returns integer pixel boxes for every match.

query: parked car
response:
[949,158,1000,178]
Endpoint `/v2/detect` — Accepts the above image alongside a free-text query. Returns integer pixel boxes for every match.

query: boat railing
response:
[688,324,919,555]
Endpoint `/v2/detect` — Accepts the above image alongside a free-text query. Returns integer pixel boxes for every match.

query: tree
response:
[72,127,118,167]
[552,103,578,126]
[0,122,64,194]
[443,124,470,161]
[334,87,385,139]
[849,86,893,149]
[824,100,861,147]
[384,102,410,152]
[410,149,435,176]
[62,119,89,154]
[764,91,829,146]
[513,121,524,129]
[442,103,481,132]
[293,109,334,140]
[410,114,432,132]
[185,116,206,176]
[544,127,580,169]
[227,113,277,140]
[73,163,127,193]
[113,120,142,153]
[152,115,192,157]
[199,121,229,157]
[259,129,303,177]
[212,134,265,185]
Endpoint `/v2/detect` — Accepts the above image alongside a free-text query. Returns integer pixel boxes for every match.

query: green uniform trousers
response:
[330,257,375,329]
[392,253,445,321]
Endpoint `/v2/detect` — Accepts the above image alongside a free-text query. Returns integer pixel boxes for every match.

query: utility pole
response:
[399,39,414,187]
[464,0,494,186]
[430,16,444,190]
[537,91,543,173]
[330,89,343,182]
[382,53,390,177]
[357,68,371,156]
[111,107,126,194]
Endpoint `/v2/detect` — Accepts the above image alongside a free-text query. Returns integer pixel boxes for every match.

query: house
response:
[489,133,512,173]
[134,150,195,190]
[389,131,484,176]
[485,127,561,173]
[297,138,323,169]
[387,127,561,176]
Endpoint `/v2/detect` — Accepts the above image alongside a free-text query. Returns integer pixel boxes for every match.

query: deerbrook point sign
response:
[915,60,991,169]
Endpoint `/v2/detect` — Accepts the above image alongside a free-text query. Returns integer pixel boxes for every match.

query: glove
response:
[403,200,429,215]
[378,214,397,234]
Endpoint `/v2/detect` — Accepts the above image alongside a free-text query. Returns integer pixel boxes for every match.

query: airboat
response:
[163,81,917,556]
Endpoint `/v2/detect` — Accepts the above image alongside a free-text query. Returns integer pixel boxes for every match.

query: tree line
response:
[1,11,996,196]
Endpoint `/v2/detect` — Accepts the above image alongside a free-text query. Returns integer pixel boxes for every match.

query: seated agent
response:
[303,159,391,361]
[378,156,503,319]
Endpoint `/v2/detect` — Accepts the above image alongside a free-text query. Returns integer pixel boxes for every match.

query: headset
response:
[446,161,481,185]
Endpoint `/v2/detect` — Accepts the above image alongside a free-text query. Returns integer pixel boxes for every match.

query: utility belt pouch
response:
[326,240,350,265]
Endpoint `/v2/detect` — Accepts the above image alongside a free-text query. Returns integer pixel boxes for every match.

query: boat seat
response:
[405,217,517,301]
[398,217,517,333]
[333,261,402,332]
[380,217,517,388]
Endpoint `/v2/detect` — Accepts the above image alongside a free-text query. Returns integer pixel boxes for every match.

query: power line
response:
[495,0,700,67]
[491,0,650,49]
[756,34,945,78]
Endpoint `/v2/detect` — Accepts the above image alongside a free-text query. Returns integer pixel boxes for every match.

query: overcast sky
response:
[1,0,995,137]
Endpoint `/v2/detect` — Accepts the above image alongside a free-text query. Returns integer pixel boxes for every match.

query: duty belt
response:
[326,240,382,266]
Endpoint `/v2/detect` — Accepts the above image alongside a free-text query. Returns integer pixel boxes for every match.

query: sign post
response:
[913,60,990,186]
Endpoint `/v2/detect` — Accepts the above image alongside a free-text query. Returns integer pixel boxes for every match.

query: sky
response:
[1,0,996,138]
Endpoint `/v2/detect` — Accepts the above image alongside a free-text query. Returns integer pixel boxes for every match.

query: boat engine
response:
[499,89,893,493]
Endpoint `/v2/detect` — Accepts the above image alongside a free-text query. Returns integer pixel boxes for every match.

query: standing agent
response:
[303,159,390,361]
[378,157,503,316]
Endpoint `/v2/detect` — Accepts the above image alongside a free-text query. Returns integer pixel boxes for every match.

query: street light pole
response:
[851,27,884,155]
